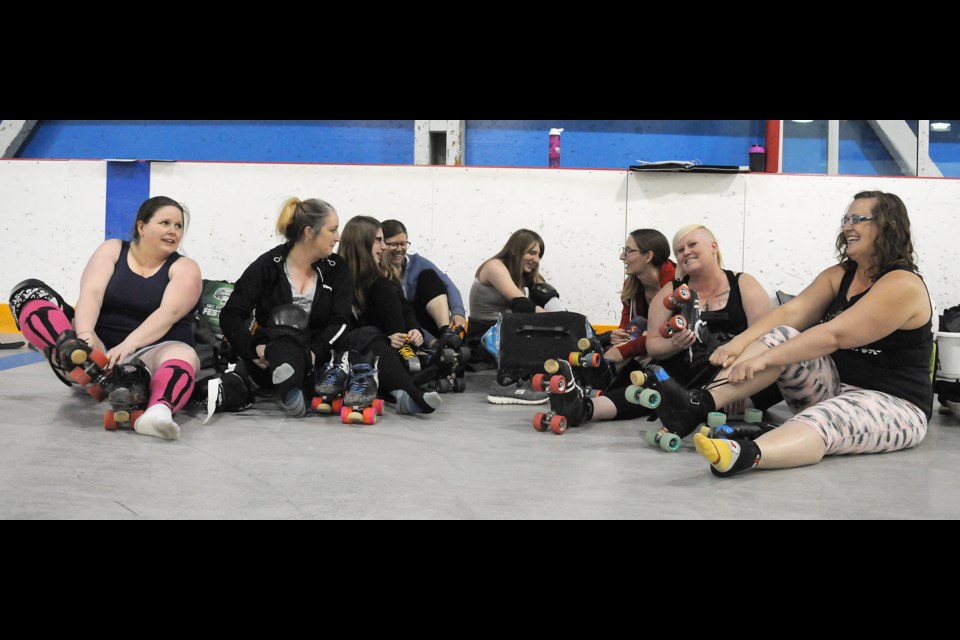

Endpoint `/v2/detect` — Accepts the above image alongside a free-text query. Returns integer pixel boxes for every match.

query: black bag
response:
[941,304,960,333]
[193,279,236,373]
[495,311,613,390]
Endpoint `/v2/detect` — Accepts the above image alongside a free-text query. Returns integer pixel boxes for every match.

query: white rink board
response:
[2,160,959,325]
[0,160,106,304]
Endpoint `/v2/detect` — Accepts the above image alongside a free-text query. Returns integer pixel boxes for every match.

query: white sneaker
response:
[134,403,180,440]
[486,379,549,405]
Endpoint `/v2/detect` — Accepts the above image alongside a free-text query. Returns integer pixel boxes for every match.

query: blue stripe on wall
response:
[0,351,44,371]
[105,161,151,240]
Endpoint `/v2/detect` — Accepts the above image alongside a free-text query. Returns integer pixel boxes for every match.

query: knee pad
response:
[509,296,537,314]
[529,281,560,309]
[8,279,74,332]
[263,304,310,349]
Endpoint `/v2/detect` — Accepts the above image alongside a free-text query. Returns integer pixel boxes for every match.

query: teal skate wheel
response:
[744,408,763,423]
[659,431,682,452]
[645,428,661,447]
[707,412,727,428]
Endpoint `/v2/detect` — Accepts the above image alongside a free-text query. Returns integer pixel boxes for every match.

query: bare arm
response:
[726,269,930,383]
[478,259,544,312]
[737,273,773,327]
[73,240,122,349]
[105,257,202,367]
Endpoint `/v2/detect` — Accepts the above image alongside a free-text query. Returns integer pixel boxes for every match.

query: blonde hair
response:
[672,224,723,279]
[276,197,336,242]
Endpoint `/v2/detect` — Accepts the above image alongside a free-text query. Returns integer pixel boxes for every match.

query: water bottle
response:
[749,144,765,172]
[549,128,564,167]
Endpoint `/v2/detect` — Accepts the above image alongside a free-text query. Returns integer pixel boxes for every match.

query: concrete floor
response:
[2,334,959,520]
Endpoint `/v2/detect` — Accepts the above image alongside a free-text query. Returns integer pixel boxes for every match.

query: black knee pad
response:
[263,303,311,353]
[509,296,537,313]
[529,281,560,308]
[8,278,74,331]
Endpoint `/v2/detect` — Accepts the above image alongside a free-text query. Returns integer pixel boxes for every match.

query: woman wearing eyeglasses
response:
[656,191,933,477]
[380,219,466,350]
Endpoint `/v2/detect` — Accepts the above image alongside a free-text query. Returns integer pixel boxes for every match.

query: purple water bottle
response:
[549,128,564,167]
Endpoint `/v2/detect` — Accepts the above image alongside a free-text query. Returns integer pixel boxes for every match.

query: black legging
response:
[410,268,448,339]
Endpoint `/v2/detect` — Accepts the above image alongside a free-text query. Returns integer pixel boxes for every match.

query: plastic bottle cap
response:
[750,144,765,153]
[549,128,564,136]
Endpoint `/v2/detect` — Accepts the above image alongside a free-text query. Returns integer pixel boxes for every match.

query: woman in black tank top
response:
[673,191,934,478]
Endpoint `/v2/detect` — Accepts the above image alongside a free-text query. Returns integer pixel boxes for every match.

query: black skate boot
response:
[195,360,256,423]
[397,341,421,373]
[531,358,594,435]
[637,364,715,451]
[341,351,385,425]
[102,360,152,431]
[53,330,110,400]
[312,351,350,414]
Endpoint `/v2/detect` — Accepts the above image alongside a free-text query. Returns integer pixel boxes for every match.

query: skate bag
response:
[193,278,236,373]
[492,311,612,389]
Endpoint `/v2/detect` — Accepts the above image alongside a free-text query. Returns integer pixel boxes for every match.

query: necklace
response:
[702,288,730,311]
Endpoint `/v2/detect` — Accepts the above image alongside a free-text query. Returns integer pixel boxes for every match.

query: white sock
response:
[134,403,180,440]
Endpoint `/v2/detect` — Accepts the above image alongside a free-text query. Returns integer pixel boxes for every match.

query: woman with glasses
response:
[537,223,776,431]
[380,219,466,350]
[604,229,677,379]
[659,191,932,477]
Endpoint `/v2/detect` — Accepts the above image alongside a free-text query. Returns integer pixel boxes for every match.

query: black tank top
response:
[657,270,748,386]
[95,241,196,350]
[824,262,933,419]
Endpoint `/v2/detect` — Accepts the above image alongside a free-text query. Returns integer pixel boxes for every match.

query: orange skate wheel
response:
[69,367,91,386]
[586,353,601,367]
[372,399,385,416]
[362,407,378,424]
[549,414,567,435]
[568,352,581,366]
[549,375,566,394]
[129,409,144,429]
[89,349,109,368]
[86,383,106,402]
[675,285,692,302]
[531,373,547,392]
[532,412,548,432]
[331,398,343,413]
[658,322,673,339]
[669,315,687,332]
[340,406,352,424]
[104,411,118,430]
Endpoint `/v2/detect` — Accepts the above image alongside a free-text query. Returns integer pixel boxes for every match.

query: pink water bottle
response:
[749,144,765,172]
[549,128,564,167]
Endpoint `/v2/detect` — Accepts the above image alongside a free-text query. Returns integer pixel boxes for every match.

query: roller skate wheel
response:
[454,378,466,392]
[86,383,106,402]
[89,349,109,367]
[332,398,343,413]
[577,337,592,351]
[130,409,144,428]
[362,407,378,425]
[568,352,581,366]
[437,378,452,393]
[658,322,674,339]
[669,315,687,332]
[104,411,118,430]
[698,424,712,437]
[707,412,727,428]
[638,388,660,409]
[69,367,92,386]
[629,370,647,387]
[372,399,385,416]
[310,397,323,410]
[340,406,354,424]
[587,352,601,367]
[744,408,763,424]
[533,412,549,432]
[543,359,560,375]
[659,432,682,452]
[676,285,692,302]
[531,373,547,392]
[549,414,567,435]
[113,410,131,424]
[645,428,661,447]
[70,348,88,366]
[549,375,566,394]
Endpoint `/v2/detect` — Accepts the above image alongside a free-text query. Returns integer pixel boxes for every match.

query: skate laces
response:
[348,363,376,393]
[320,362,346,386]
[398,344,417,360]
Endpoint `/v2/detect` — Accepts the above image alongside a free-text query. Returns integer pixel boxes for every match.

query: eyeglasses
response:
[841,215,874,226]
[374,237,386,246]
[385,241,412,250]
[620,247,641,256]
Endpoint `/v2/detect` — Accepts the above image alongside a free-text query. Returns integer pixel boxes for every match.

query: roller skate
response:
[660,284,706,342]
[340,351,385,425]
[53,330,110,401]
[397,339,421,374]
[698,409,777,440]
[627,365,712,452]
[530,358,594,435]
[195,360,256,424]
[311,351,350,414]
[419,340,468,393]
[102,360,151,431]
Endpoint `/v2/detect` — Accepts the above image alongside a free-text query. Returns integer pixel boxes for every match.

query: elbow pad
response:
[529,282,559,308]
[510,296,537,313]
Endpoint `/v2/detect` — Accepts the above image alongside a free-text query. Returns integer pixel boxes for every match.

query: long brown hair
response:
[339,215,387,316]
[476,229,545,288]
[835,191,918,281]
[621,228,671,304]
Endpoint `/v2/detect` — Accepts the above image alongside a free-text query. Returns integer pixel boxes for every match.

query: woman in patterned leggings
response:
[655,191,934,477]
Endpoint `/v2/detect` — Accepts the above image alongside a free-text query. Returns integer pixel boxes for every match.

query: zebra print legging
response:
[758,326,927,456]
